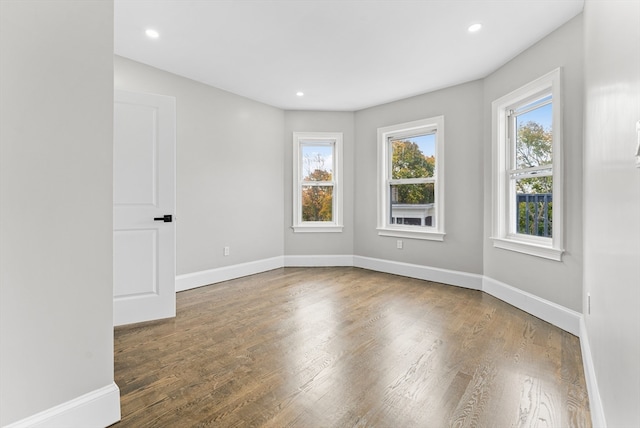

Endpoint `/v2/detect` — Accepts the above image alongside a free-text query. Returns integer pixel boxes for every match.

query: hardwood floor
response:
[113,267,591,427]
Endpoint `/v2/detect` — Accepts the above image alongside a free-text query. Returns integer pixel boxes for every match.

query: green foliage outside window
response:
[391,140,435,204]
[518,197,552,236]
[516,121,553,237]
[515,121,552,193]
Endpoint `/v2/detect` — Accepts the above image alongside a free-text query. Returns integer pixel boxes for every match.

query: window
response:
[292,132,343,233]
[491,68,563,260]
[377,116,445,241]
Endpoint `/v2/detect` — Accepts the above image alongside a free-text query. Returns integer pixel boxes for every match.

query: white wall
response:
[353,81,484,275]
[0,1,117,426]
[483,15,584,312]
[284,111,355,256]
[112,9,638,425]
[583,1,640,426]
[114,56,285,276]
[1,6,628,425]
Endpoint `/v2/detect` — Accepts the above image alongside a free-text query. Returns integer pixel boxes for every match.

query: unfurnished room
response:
[1,1,639,427]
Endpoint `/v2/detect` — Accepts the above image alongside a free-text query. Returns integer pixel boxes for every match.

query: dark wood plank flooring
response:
[113,267,591,427]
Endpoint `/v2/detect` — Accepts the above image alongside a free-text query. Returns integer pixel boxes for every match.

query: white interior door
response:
[113,90,176,326]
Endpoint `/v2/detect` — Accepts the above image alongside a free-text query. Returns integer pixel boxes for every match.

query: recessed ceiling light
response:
[468,23,482,33]
[296,92,304,97]
[145,29,160,39]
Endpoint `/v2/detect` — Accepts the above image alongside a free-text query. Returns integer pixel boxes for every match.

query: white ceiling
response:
[114,0,584,111]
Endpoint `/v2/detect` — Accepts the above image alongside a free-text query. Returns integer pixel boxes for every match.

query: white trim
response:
[175,256,582,338]
[377,116,446,241]
[482,276,580,335]
[3,383,120,428]
[176,256,360,290]
[292,132,344,232]
[353,256,482,290]
[176,257,580,332]
[491,237,563,261]
[579,318,607,428]
[284,254,354,267]
[174,256,597,427]
[377,228,445,241]
[491,68,564,260]
[176,256,284,292]
[348,258,580,336]
[291,225,344,233]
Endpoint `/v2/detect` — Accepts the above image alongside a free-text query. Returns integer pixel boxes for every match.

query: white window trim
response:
[377,116,445,241]
[292,132,343,233]
[491,68,564,261]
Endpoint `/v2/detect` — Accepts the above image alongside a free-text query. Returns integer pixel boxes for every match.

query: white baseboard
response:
[3,382,120,428]
[174,256,598,425]
[176,255,355,291]
[482,276,581,336]
[353,256,483,290]
[175,256,580,338]
[176,256,284,292]
[579,318,607,428]
[284,254,354,267]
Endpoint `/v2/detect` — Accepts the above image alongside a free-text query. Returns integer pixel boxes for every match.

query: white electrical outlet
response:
[396,240,403,249]
[223,246,230,256]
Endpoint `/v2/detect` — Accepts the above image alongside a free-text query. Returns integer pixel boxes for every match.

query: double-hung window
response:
[491,68,563,260]
[292,132,343,233]
[377,116,445,241]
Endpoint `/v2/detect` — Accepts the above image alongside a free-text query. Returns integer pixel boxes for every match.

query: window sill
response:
[377,227,445,241]
[292,224,344,233]
[491,237,563,261]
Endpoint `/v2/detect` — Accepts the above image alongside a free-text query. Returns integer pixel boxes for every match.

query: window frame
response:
[377,116,445,241]
[491,68,564,261]
[292,131,343,233]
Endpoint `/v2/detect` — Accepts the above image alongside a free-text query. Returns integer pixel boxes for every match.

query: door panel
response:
[113,230,158,297]
[113,90,176,326]
[114,103,158,205]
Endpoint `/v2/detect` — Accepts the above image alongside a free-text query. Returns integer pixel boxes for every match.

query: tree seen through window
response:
[514,98,553,237]
[301,149,333,222]
[391,139,435,204]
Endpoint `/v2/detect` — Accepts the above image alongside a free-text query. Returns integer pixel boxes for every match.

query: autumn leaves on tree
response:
[391,140,435,204]
[301,153,333,222]
[301,168,333,221]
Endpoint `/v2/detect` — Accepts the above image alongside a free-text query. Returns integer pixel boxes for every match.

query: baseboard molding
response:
[350,258,581,338]
[174,255,598,425]
[579,318,607,428]
[284,254,354,267]
[353,256,483,290]
[3,382,120,428]
[482,276,581,336]
[175,256,580,338]
[176,256,285,292]
[176,255,355,291]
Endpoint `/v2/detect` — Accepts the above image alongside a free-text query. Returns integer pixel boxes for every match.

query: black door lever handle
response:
[153,215,173,223]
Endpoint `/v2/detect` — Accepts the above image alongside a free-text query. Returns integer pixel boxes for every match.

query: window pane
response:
[302,144,333,181]
[515,176,552,237]
[391,133,435,179]
[389,183,435,227]
[515,99,552,170]
[302,185,333,221]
